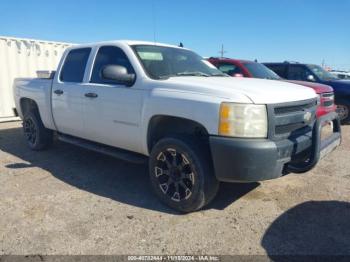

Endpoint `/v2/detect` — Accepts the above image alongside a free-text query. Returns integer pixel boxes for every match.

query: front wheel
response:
[149,136,219,213]
[23,111,53,150]
[336,103,350,124]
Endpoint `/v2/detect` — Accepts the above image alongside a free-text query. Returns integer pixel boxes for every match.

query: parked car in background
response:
[208,57,336,118]
[330,70,350,80]
[263,61,350,124]
[13,41,341,212]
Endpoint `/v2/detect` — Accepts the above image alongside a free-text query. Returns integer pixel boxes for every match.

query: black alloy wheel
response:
[154,148,195,202]
[23,117,37,147]
[149,136,219,213]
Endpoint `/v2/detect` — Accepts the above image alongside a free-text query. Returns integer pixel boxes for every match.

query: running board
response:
[57,134,147,164]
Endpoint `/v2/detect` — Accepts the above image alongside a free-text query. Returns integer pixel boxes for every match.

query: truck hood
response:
[285,80,333,94]
[160,77,317,104]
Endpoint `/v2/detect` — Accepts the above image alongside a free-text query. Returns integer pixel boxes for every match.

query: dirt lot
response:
[0,121,349,256]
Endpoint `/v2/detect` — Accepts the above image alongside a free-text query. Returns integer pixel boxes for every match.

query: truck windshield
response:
[243,62,282,80]
[132,45,226,79]
[308,64,339,81]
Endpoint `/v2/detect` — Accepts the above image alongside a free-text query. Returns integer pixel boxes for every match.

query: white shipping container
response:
[0,36,72,121]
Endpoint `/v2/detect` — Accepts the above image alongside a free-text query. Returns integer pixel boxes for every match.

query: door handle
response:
[54,89,64,95]
[85,92,98,98]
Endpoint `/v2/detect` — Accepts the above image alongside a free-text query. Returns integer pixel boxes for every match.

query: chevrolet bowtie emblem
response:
[304,111,312,123]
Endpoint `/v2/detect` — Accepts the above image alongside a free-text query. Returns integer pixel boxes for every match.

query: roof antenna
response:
[179,42,184,48]
[152,0,157,44]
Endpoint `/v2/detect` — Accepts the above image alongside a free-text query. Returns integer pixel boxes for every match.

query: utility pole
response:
[152,0,157,43]
[219,44,227,58]
[321,59,325,68]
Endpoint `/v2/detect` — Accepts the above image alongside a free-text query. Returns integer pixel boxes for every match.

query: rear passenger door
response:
[265,64,288,78]
[52,48,91,137]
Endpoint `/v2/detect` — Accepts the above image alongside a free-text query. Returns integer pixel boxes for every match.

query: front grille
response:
[322,92,334,98]
[268,98,317,140]
[275,122,307,135]
[274,101,315,114]
[320,92,334,108]
[323,100,334,107]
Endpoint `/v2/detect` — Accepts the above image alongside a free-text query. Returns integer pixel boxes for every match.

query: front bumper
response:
[209,112,341,182]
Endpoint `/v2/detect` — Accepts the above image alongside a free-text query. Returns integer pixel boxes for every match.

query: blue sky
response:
[1,0,349,70]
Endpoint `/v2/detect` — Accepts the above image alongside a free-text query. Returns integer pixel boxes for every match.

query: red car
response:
[208,57,336,118]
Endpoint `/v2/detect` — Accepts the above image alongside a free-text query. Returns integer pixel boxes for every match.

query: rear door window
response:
[265,64,287,78]
[60,48,91,82]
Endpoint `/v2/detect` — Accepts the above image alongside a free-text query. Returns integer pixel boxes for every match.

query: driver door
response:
[288,65,316,82]
[82,45,145,153]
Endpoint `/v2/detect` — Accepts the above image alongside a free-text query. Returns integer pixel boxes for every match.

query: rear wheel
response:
[149,136,219,213]
[23,111,53,150]
[336,103,350,124]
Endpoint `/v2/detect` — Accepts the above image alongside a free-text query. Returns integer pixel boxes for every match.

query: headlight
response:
[219,102,268,138]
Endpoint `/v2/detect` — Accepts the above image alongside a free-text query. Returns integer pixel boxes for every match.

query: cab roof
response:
[208,57,257,64]
[71,40,187,50]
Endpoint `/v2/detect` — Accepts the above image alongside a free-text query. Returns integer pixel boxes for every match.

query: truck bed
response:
[14,77,55,130]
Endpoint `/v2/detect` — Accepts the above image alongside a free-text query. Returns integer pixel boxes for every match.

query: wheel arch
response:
[147,115,210,153]
[20,97,40,117]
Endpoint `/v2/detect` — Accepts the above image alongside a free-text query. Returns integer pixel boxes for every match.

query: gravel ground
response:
[0,121,349,256]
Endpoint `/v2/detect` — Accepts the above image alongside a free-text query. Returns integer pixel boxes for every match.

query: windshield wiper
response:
[176,72,210,77]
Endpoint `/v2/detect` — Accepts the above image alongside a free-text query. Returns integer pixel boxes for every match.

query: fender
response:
[140,88,224,155]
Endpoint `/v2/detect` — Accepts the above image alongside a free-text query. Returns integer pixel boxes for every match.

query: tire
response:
[149,136,219,213]
[336,102,350,124]
[22,111,53,150]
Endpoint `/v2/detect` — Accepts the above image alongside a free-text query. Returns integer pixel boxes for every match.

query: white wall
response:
[0,36,72,119]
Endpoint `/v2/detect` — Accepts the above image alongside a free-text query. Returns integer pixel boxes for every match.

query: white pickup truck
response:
[13,40,341,212]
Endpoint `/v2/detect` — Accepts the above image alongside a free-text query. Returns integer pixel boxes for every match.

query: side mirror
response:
[102,65,135,86]
[307,75,316,82]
